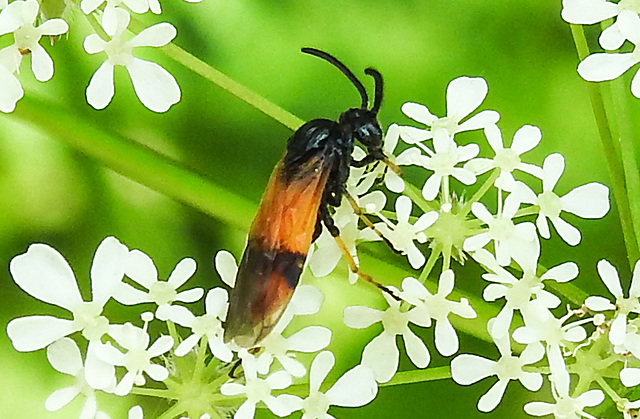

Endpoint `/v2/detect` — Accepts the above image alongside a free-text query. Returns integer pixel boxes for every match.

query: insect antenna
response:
[301,47,369,109]
[364,68,383,114]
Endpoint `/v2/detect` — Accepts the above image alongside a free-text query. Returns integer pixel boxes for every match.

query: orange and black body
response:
[224,48,388,348]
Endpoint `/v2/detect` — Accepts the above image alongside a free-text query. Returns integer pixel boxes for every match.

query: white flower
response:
[7,237,129,351]
[524,364,604,419]
[561,0,633,50]
[344,292,430,383]
[0,0,68,81]
[220,354,295,419]
[285,351,378,418]
[128,406,143,419]
[585,259,640,348]
[451,336,544,412]
[464,124,543,190]
[96,322,173,395]
[256,322,331,378]
[84,8,180,112]
[513,303,588,377]
[515,153,610,245]
[401,270,476,356]
[374,195,438,269]
[577,11,640,98]
[414,131,479,200]
[114,249,204,321]
[472,229,578,338]
[463,193,536,266]
[173,288,233,362]
[45,338,114,418]
[399,76,499,143]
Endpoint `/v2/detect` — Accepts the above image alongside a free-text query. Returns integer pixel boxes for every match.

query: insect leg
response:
[319,206,400,300]
[341,188,401,255]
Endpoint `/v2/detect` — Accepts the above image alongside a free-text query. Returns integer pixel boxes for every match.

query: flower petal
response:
[326,365,377,407]
[47,337,83,375]
[86,61,115,110]
[560,183,609,218]
[451,354,495,385]
[362,332,399,383]
[91,237,129,307]
[446,77,487,120]
[126,57,180,112]
[130,22,176,47]
[578,52,637,82]
[7,315,77,351]
[10,243,82,311]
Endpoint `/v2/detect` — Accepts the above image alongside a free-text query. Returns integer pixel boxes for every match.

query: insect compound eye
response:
[354,121,383,150]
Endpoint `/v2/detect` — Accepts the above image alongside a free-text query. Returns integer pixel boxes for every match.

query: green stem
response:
[460,169,500,217]
[160,42,304,131]
[6,96,256,230]
[403,181,436,214]
[383,366,451,386]
[130,387,173,398]
[569,24,639,267]
[610,75,640,261]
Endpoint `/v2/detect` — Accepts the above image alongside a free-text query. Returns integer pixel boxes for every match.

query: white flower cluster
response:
[562,0,640,98]
[6,237,379,419]
[0,0,188,112]
[5,74,617,418]
[302,74,612,417]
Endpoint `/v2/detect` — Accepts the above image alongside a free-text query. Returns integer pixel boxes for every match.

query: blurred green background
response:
[0,0,631,417]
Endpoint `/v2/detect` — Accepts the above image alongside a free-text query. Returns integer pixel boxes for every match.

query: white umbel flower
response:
[515,153,609,245]
[344,293,430,383]
[577,11,640,98]
[95,322,173,396]
[585,259,640,348]
[399,76,499,143]
[84,8,180,112]
[285,351,378,418]
[451,336,544,412]
[402,270,476,356]
[0,0,68,82]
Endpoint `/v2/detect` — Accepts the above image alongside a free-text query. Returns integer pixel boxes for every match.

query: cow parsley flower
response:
[561,0,631,50]
[45,338,113,418]
[463,194,536,266]
[7,237,129,352]
[401,271,477,356]
[95,322,173,395]
[84,8,180,112]
[399,76,499,143]
[524,366,604,419]
[451,336,544,412]
[515,153,610,245]
[344,292,430,383]
[285,351,378,418]
[464,124,543,190]
[414,131,479,200]
[374,195,438,269]
[220,354,295,419]
[173,288,233,362]
[577,11,640,98]
[114,249,204,321]
[0,0,68,82]
[585,259,640,347]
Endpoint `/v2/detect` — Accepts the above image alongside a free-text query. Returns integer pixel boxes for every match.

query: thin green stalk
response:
[610,75,640,257]
[130,387,172,398]
[570,23,639,267]
[6,95,256,230]
[460,169,500,217]
[383,366,451,386]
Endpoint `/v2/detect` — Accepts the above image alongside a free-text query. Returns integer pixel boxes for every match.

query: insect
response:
[223,47,400,348]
